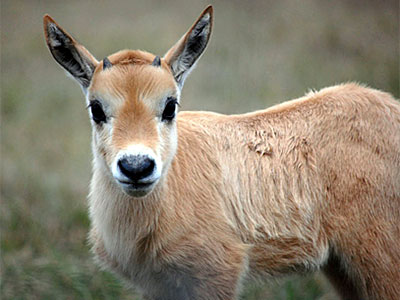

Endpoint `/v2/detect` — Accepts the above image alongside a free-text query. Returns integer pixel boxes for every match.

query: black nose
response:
[118,155,155,182]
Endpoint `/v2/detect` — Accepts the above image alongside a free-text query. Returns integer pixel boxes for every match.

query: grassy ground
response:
[1,0,398,299]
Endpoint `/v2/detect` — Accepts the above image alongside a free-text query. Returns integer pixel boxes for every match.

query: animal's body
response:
[44,6,400,300]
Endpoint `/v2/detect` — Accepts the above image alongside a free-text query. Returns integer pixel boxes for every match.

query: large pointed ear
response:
[163,6,213,89]
[43,15,98,91]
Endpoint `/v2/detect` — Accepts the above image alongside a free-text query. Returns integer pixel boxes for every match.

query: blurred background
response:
[1,0,398,299]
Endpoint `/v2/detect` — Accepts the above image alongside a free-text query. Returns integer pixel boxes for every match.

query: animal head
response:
[44,6,213,197]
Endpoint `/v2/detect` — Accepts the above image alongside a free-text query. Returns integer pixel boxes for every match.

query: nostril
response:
[118,158,133,178]
[140,158,155,178]
[117,156,155,182]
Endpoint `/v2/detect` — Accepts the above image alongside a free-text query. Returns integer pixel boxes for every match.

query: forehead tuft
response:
[100,50,168,69]
[89,50,176,101]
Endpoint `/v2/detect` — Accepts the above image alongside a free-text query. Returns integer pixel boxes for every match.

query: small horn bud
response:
[152,56,161,67]
[103,57,112,70]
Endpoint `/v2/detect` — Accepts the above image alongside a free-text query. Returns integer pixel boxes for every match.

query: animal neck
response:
[88,115,226,250]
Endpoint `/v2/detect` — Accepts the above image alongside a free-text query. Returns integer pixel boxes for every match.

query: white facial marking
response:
[112,144,162,197]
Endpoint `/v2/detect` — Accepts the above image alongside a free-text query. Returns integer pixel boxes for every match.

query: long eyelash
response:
[86,101,96,110]
[167,97,180,107]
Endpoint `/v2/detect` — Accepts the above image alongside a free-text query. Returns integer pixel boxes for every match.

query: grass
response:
[1,0,398,299]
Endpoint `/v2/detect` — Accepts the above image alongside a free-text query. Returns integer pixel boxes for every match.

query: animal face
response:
[44,7,213,197]
[88,52,180,197]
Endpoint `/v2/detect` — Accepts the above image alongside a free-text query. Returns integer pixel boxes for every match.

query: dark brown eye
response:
[162,97,178,122]
[89,100,107,124]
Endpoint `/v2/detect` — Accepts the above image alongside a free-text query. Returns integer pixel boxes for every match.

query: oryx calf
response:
[44,6,400,300]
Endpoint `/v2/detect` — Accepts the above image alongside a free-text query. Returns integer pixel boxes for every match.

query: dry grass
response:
[1,0,398,299]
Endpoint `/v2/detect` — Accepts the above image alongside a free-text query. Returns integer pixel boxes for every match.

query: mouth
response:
[118,179,154,188]
[116,179,157,197]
